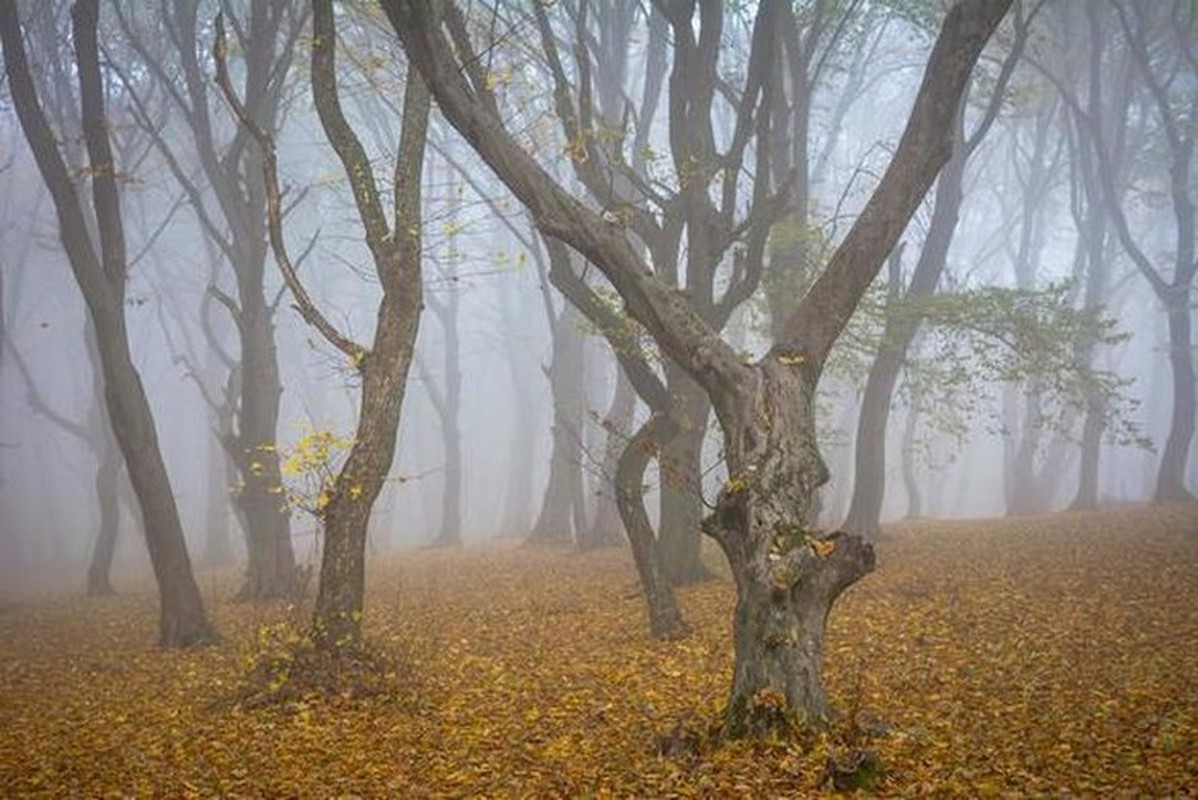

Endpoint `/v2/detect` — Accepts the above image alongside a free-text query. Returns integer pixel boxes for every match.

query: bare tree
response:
[112,0,308,599]
[385,0,1009,737]
[0,0,215,646]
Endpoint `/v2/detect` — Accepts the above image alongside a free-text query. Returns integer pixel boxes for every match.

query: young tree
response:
[0,0,215,646]
[385,0,1010,736]
[216,0,430,652]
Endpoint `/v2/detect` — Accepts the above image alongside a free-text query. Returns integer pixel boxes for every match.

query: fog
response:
[0,0,1193,603]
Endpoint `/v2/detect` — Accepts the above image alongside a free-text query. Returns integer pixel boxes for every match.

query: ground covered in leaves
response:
[1,504,1195,796]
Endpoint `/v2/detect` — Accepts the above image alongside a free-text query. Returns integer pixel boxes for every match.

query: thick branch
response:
[782,0,1012,374]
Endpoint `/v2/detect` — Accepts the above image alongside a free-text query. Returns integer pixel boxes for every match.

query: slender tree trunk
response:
[900,388,923,519]
[232,231,297,599]
[86,435,120,597]
[529,306,586,544]
[204,428,235,567]
[658,366,712,583]
[1007,384,1045,515]
[424,291,464,546]
[581,367,635,549]
[1156,300,1196,501]
[617,413,685,638]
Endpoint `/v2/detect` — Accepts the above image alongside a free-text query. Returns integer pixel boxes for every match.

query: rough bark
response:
[2,0,215,646]
[706,361,876,735]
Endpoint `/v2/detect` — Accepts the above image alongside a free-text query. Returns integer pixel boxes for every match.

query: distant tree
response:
[418,164,465,547]
[0,0,215,645]
[216,0,430,652]
[843,1,1036,538]
[1037,0,1196,502]
[112,0,308,599]
[387,0,1009,737]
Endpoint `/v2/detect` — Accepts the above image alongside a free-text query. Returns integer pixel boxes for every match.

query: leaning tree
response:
[385,0,1011,737]
[1,0,215,646]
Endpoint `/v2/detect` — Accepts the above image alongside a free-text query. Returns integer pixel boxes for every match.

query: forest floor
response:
[1,503,1196,797]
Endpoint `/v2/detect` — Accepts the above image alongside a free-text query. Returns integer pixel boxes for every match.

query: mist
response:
[0,0,1194,794]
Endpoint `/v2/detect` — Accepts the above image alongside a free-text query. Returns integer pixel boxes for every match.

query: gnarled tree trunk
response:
[707,361,874,735]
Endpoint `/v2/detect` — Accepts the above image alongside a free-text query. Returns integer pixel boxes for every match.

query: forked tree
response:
[385,0,1011,736]
[216,0,429,652]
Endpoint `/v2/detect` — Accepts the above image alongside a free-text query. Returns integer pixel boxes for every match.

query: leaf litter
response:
[0,503,1194,796]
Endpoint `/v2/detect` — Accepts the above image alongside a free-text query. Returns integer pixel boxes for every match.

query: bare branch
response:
[212,12,365,363]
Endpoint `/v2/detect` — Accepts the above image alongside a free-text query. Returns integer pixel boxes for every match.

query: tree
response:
[113,0,308,599]
[0,0,215,646]
[385,0,1010,736]
[1036,0,1196,502]
[843,1,1035,537]
[216,0,430,652]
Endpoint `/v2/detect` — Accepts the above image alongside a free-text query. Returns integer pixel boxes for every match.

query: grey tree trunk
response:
[2,0,215,646]
[617,412,686,638]
[900,390,923,520]
[529,304,587,544]
[581,367,635,549]
[658,365,712,582]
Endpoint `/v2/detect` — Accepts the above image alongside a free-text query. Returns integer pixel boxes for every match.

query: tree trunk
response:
[231,209,297,599]
[529,306,586,544]
[581,367,635,549]
[1007,384,1045,515]
[204,429,236,567]
[312,285,423,648]
[900,388,923,519]
[1155,300,1196,501]
[658,366,712,583]
[86,437,120,597]
[708,361,875,737]
[617,413,685,638]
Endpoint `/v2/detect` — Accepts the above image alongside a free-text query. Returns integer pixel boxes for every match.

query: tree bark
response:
[707,361,875,736]
[658,365,712,583]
